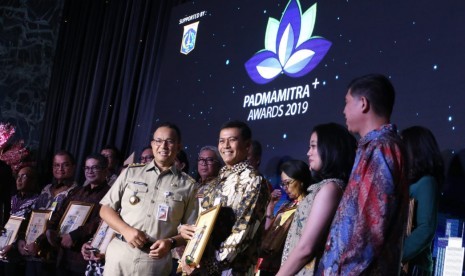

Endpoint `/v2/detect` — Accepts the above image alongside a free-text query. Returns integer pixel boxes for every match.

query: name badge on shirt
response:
[49,201,58,212]
[213,197,221,206]
[157,204,169,221]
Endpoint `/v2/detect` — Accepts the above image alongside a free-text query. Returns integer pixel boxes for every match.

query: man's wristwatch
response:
[168,237,177,249]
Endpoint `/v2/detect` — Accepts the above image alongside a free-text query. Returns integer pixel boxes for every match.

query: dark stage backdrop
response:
[38,0,187,183]
[155,0,465,184]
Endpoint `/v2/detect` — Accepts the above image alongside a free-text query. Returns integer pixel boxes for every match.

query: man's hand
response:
[148,239,171,259]
[181,256,200,275]
[0,244,12,259]
[81,242,92,261]
[17,240,28,256]
[60,234,73,248]
[81,242,105,261]
[121,226,147,249]
[24,242,39,256]
[178,224,196,240]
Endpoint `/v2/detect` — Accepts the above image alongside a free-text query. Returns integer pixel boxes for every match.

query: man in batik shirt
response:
[0,166,39,271]
[10,166,39,218]
[183,120,270,275]
[317,74,408,275]
[20,151,78,275]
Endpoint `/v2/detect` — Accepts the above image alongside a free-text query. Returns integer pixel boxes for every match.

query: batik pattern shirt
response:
[317,124,408,276]
[201,161,270,275]
[10,192,39,218]
[33,182,78,211]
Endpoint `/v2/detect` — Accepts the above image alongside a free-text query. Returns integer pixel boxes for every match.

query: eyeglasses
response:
[198,158,218,165]
[140,155,154,163]
[53,163,72,170]
[280,179,296,189]
[151,139,176,146]
[84,166,102,172]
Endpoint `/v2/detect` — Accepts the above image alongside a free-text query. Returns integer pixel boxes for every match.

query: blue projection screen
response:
[154,0,465,182]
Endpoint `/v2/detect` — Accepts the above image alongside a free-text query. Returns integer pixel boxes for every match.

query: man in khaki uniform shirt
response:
[100,122,198,275]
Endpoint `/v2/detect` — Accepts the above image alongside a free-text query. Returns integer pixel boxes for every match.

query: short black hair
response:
[141,146,152,152]
[280,160,312,191]
[220,120,252,141]
[101,145,121,162]
[54,150,76,165]
[85,153,109,169]
[401,126,444,186]
[348,74,395,118]
[311,123,356,183]
[156,122,182,143]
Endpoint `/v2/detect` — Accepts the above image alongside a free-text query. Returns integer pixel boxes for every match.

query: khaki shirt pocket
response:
[157,193,185,223]
[123,181,149,208]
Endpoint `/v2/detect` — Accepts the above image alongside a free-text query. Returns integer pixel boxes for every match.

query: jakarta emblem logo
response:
[181,22,199,55]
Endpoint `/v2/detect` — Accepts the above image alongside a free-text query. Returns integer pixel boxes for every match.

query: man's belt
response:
[115,233,152,251]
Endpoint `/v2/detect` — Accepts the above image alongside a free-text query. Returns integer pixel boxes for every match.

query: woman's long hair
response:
[311,123,356,183]
[401,126,444,187]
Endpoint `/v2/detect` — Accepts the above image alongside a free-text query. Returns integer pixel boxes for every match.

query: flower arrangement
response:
[0,122,15,150]
[0,122,32,174]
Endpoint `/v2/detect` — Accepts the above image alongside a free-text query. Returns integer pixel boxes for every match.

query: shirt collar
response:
[84,181,108,192]
[146,161,181,176]
[52,178,75,187]
[16,191,37,200]
[358,124,397,146]
[219,160,250,175]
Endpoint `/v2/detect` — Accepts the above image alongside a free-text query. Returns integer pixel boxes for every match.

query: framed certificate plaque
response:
[25,210,52,244]
[0,216,24,249]
[180,204,221,269]
[58,201,94,235]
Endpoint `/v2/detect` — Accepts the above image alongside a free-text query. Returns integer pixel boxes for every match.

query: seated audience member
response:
[196,145,223,191]
[43,153,111,276]
[258,160,311,275]
[277,123,356,276]
[139,146,154,164]
[174,146,223,274]
[181,120,270,275]
[83,145,121,187]
[401,126,444,275]
[10,166,40,218]
[18,150,78,275]
[179,145,223,219]
[0,166,39,274]
[100,145,122,185]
